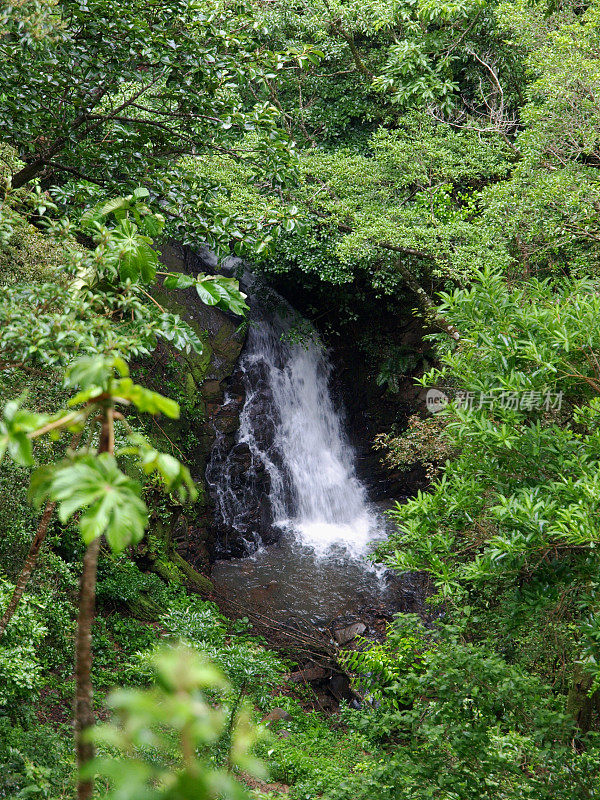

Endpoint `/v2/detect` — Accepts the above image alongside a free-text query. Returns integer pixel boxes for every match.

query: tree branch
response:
[309,205,460,340]
[392,257,461,341]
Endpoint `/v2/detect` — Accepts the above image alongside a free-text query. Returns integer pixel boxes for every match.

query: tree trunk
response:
[75,407,113,800]
[9,158,48,190]
[170,551,213,595]
[0,501,56,638]
[566,662,596,736]
[75,534,101,800]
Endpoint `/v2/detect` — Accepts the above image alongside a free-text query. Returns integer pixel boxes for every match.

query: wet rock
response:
[201,380,223,402]
[289,665,329,683]
[259,496,279,543]
[221,255,245,276]
[214,408,241,435]
[333,622,366,645]
[195,244,219,270]
[260,708,291,725]
[329,673,352,701]
[225,369,246,397]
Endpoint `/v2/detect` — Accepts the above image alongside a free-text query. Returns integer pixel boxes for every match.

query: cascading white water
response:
[210,298,383,560]
[265,327,379,558]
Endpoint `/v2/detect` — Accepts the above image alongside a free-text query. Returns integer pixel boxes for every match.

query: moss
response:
[151,557,184,585]
[169,551,213,594]
[0,207,73,286]
[125,593,164,622]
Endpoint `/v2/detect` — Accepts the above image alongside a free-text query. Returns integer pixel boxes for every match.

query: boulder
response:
[333,622,367,645]
[289,665,329,683]
[260,707,291,725]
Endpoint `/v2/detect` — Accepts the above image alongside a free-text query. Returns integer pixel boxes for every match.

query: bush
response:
[147,596,285,708]
[0,717,74,800]
[0,579,47,715]
[337,614,600,800]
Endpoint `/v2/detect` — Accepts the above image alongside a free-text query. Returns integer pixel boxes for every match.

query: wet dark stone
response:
[333,621,367,645]
[329,673,352,701]
[289,665,329,683]
[229,443,253,470]
[215,409,241,435]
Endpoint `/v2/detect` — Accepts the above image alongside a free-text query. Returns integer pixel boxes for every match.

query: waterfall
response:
[207,293,382,560]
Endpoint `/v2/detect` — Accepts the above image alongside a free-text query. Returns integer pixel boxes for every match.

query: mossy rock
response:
[0,206,79,286]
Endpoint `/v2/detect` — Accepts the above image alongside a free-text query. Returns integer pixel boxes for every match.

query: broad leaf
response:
[157,314,204,355]
[111,379,180,418]
[65,355,129,391]
[110,220,158,284]
[163,273,196,290]
[195,280,222,307]
[29,453,148,553]
[195,275,249,316]
[163,272,248,316]
[0,399,48,467]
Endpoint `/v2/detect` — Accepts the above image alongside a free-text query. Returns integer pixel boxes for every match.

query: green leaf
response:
[80,197,129,228]
[0,399,49,467]
[67,386,105,407]
[111,379,180,418]
[194,275,249,316]
[109,220,157,284]
[163,272,197,290]
[122,435,198,501]
[65,355,129,391]
[195,279,222,306]
[30,453,148,553]
[157,314,204,355]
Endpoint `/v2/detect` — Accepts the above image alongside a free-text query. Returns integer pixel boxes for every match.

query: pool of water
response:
[211,519,413,627]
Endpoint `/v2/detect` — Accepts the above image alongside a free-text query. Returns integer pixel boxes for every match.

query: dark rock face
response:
[329,314,431,502]
[140,242,247,565]
[153,244,429,566]
[205,356,283,557]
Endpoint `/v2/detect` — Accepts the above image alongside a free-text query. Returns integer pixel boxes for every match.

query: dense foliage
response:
[2,0,600,797]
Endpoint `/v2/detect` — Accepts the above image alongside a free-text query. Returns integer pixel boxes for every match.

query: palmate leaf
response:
[81,189,152,226]
[80,198,128,230]
[29,454,148,553]
[109,220,158,283]
[163,272,249,317]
